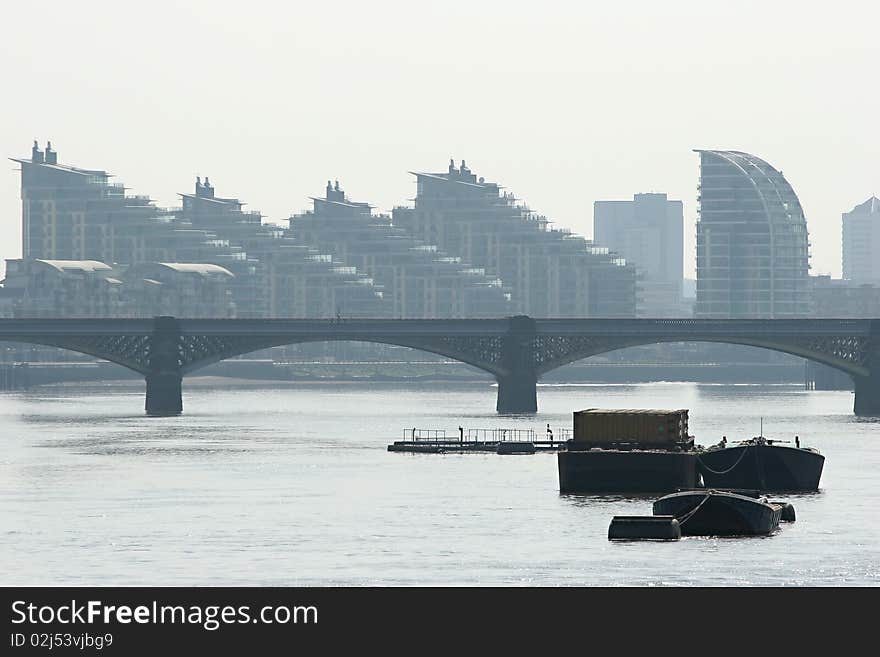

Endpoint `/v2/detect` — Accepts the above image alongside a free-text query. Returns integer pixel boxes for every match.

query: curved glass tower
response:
[694,150,811,318]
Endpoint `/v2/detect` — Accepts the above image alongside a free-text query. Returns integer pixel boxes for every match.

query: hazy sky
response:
[2,1,878,279]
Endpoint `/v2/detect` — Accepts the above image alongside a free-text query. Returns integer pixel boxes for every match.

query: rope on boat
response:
[675,493,712,527]
[696,444,751,475]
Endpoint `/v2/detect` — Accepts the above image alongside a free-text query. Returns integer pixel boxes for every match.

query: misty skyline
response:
[2,1,878,280]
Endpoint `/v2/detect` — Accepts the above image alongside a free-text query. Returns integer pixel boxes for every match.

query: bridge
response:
[0,315,878,416]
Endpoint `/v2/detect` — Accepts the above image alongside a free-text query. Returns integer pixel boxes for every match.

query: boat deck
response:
[388,426,568,454]
[388,439,563,453]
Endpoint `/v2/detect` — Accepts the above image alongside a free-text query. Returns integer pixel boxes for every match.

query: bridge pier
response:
[854,329,880,416]
[853,371,880,416]
[496,315,539,414]
[496,371,537,414]
[145,372,183,416]
[146,316,183,416]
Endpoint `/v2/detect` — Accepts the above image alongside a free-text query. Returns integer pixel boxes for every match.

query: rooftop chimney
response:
[44,141,57,165]
[326,179,344,202]
[31,140,44,164]
[459,159,476,182]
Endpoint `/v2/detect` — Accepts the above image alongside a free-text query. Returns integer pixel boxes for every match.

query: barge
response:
[652,489,794,536]
[387,427,564,454]
[697,436,824,491]
[610,489,796,539]
[558,409,697,494]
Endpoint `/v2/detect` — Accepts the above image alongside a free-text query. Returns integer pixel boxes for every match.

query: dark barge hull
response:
[698,445,824,491]
[653,490,782,536]
[558,449,696,494]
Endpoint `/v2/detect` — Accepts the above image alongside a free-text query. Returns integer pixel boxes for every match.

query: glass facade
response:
[695,150,812,318]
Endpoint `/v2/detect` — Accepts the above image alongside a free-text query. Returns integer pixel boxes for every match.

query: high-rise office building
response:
[393,160,637,317]
[842,196,880,284]
[694,150,812,318]
[290,180,512,318]
[594,193,685,317]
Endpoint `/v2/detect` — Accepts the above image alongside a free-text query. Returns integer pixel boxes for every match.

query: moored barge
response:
[558,409,697,493]
[652,489,792,536]
[697,436,824,491]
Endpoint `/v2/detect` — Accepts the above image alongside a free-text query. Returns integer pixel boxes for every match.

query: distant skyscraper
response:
[694,150,812,318]
[394,160,637,317]
[594,193,685,317]
[842,196,880,284]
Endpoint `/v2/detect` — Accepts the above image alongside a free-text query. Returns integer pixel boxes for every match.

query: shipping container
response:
[571,408,689,448]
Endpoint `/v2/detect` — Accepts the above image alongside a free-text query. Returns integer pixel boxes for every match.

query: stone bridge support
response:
[853,323,880,416]
[853,372,880,416]
[4,315,879,417]
[145,316,183,416]
[495,316,538,414]
[853,346,880,416]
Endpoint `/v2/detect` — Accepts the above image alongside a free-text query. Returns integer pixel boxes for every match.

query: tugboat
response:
[697,434,824,492]
[652,489,794,537]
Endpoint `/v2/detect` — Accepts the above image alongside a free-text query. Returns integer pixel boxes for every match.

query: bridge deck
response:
[0,317,874,338]
[0,316,876,416]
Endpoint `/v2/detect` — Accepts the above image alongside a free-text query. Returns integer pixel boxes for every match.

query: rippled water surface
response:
[1,380,878,585]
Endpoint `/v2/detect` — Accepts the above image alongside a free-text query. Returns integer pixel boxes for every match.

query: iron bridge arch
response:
[1,316,878,416]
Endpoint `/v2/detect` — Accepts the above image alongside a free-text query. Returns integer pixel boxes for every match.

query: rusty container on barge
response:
[559,409,697,494]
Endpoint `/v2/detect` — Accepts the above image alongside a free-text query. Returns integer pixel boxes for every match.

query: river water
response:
[1,380,878,586]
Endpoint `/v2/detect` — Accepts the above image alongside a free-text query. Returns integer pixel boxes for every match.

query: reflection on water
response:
[0,380,878,585]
